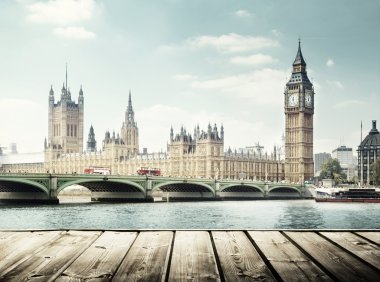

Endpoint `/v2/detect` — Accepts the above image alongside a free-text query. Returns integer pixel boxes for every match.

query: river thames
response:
[1,200,379,230]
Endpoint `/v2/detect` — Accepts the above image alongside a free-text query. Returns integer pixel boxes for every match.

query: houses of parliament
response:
[2,43,315,183]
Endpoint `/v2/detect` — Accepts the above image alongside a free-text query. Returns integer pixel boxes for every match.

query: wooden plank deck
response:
[0,230,379,281]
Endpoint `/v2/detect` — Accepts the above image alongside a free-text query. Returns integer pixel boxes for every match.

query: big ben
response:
[284,41,314,183]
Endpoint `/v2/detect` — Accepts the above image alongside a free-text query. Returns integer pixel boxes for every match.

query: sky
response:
[0,0,379,156]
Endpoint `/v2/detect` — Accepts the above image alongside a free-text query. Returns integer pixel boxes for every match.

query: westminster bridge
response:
[0,173,308,204]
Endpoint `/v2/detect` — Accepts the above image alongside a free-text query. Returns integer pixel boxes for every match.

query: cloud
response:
[137,105,281,152]
[334,100,365,109]
[326,80,344,89]
[185,33,279,54]
[191,68,288,105]
[0,99,46,153]
[235,10,251,18]
[27,0,99,25]
[326,59,334,67]
[271,29,282,37]
[230,54,276,66]
[53,26,96,40]
[173,74,198,81]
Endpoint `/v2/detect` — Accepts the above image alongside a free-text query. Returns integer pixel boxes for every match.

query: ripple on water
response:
[0,200,379,229]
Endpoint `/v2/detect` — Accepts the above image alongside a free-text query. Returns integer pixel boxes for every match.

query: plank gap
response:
[245,231,283,282]
[46,231,104,281]
[280,231,338,281]
[109,231,140,280]
[354,232,380,247]
[318,231,380,272]
[164,231,176,282]
[209,231,226,282]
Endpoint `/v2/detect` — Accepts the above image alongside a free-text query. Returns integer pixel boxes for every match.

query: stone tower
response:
[45,66,84,162]
[168,123,224,178]
[284,41,315,183]
[86,125,97,152]
[120,91,139,155]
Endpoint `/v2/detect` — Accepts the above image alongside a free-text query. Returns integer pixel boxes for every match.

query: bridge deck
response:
[0,230,379,281]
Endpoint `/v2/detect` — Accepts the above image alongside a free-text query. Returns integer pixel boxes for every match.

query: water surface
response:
[1,200,379,229]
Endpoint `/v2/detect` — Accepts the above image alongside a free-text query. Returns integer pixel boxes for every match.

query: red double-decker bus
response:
[84,166,111,175]
[137,167,161,176]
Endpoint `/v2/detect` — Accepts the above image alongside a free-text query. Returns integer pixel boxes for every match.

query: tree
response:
[370,157,380,186]
[319,158,346,183]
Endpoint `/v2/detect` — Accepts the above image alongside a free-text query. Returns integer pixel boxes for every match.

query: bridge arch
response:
[268,186,302,198]
[57,179,145,195]
[220,184,264,194]
[152,181,215,195]
[0,178,49,195]
[152,180,215,201]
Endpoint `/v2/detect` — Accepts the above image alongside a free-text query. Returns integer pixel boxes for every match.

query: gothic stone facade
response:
[44,67,84,163]
[3,43,316,182]
[44,118,283,181]
[284,41,315,183]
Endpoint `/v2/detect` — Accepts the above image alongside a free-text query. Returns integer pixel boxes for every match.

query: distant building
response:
[332,145,356,180]
[86,125,97,153]
[9,143,18,154]
[0,152,44,173]
[358,120,380,185]
[314,152,331,176]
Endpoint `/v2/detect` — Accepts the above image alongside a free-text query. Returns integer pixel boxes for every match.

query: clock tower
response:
[284,41,315,183]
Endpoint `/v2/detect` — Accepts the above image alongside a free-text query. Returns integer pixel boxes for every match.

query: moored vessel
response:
[315,188,380,203]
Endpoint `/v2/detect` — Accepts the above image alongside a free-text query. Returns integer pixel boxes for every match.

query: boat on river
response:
[315,188,380,202]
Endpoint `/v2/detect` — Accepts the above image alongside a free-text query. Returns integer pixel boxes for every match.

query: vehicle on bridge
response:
[137,167,161,176]
[84,166,111,175]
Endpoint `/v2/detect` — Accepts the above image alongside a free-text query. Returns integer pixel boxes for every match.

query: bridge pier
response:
[0,193,59,204]
[91,192,153,202]
[48,176,59,204]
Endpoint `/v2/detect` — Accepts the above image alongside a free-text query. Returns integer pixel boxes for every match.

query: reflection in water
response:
[275,203,324,229]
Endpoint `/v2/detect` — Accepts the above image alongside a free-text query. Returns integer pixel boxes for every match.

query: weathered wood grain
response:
[248,231,331,281]
[113,231,173,282]
[0,231,23,242]
[285,231,380,282]
[1,230,379,281]
[355,232,380,245]
[55,231,137,281]
[320,231,380,270]
[0,230,101,281]
[0,231,63,274]
[212,231,276,281]
[0,231,32,256]
[169,231,220,281]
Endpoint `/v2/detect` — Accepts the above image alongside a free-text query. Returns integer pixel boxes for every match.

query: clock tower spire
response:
[284,41,315,184]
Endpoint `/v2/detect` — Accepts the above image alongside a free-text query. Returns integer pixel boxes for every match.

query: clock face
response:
[288,93,298,107]
[305,93,312,107]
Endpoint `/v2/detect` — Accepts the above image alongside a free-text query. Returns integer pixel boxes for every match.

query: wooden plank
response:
[285,231,380,282]
[113,231,173,282]
[0,231,23,241]
[169,231,220,281]
[0,231,32,255]
[212,231,276,281]
[0,230,101,281]
[0,231,63,273]
[248,231,331,281]
[355,232,380,245]
[55,231,137,281]
[320,231,380,270]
